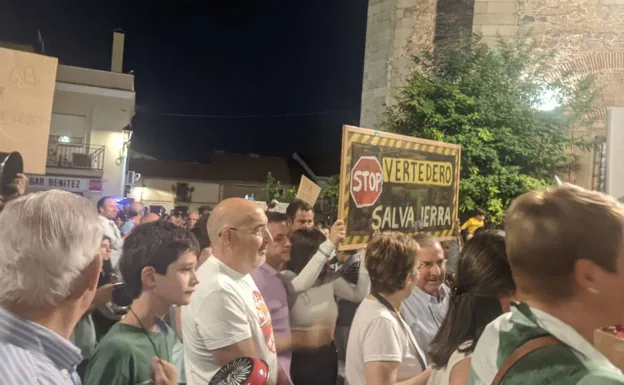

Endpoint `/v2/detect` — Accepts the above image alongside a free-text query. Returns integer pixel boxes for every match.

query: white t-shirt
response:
[181,257,278,385]
[427,341,472,385]
[345,297,427,385]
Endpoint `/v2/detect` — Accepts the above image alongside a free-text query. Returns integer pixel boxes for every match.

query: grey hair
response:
[0,190,103,308]
[413,233,440,249]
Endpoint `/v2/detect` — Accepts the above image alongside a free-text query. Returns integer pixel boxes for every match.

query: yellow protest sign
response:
[338,125,461,250]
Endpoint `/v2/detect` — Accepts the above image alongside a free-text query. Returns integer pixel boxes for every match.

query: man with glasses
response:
[401,233,450,359]
[182,198,288,385]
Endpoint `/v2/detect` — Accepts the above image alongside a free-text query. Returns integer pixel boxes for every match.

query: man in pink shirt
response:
[251,212,345,383]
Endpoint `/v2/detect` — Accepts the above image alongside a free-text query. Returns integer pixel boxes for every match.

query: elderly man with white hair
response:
[0,191,179,385]
[0,190,103,384]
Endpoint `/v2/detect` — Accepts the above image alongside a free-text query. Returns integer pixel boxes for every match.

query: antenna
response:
[37,30,45,54]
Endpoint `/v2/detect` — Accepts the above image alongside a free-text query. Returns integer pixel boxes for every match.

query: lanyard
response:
[371,292,426,371]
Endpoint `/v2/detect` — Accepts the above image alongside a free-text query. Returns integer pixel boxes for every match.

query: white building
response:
[128,152,303,214]
[26,31,135,205]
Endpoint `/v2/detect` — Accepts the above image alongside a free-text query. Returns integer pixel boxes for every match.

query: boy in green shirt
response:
[84,221,200,385]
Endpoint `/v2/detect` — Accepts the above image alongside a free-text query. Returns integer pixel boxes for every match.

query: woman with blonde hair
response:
[345,232,431,385]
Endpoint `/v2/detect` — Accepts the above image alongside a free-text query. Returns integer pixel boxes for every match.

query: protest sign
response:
[296,175,321,206]
[338,125,461,250]
[0,47,58,174]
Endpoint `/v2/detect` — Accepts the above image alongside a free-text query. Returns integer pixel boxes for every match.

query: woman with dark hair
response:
[427,230,515,385]
[284,228,370,385]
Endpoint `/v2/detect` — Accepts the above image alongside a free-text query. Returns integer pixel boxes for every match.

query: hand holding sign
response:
[329,219,346,247]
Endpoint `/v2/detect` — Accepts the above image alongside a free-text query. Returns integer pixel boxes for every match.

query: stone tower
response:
[361,0,624,189]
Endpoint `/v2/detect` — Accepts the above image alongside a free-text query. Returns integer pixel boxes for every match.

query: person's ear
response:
[574,259,603,295]
[141,266,158,290]
[85,255,103,292]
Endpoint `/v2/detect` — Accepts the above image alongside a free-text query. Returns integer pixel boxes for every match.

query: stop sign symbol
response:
[350,156,383,208]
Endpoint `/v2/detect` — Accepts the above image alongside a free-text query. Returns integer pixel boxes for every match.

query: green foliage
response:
[384,33,599,224]
[264,172,295,202]
[319,174,340,217]
[321,175,340,204]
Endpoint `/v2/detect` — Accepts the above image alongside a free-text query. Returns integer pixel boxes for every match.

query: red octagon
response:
[350,156,383,208]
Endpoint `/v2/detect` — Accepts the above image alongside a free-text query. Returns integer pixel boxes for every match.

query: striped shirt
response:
[0,306,82,385]
[468,302,624,385]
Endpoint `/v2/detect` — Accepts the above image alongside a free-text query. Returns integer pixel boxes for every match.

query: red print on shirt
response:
[253,290,276,353]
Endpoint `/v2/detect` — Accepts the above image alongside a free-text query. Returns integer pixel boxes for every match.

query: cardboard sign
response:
[338,125,461,250]
[296,175,321,206]
[0,47,58,174]
[594,329,624,372]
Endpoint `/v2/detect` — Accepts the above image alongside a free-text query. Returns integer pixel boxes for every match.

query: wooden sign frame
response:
[338,125,461,250]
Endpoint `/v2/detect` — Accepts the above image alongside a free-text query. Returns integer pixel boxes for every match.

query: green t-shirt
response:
[84,321,176,385]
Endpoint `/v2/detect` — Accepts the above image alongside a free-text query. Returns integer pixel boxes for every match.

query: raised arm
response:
[288,220,345,293]
[332,260,370,302]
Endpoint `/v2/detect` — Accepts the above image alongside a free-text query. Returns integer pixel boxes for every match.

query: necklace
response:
[129,307,170,362]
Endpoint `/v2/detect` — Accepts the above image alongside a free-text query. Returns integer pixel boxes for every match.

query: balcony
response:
[46,136,105,178]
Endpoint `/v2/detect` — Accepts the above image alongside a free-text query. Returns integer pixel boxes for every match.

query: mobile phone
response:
[0,152,23,197]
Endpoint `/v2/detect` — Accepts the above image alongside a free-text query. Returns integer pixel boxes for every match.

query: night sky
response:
[0,1,368,176]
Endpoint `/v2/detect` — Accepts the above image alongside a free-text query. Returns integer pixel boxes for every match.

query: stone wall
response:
[362,0,624,189]
[473,0,624,188]
[360,0,437,129]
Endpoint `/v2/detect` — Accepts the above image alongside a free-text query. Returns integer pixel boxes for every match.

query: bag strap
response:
[491,335,561,385]
[371,292,426,371]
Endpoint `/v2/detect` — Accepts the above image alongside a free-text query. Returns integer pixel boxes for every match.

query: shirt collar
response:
[515,303,621,374]
[212,256,246,279]
[0,306,82,371]
[414,284,449,304]
[99,215,114,224]
[259,263,280,276]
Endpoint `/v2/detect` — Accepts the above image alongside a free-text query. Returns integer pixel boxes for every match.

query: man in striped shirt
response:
[0,190,104,385]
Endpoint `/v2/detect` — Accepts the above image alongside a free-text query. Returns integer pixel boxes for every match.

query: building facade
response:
[26,31,135,204]
[128,152,304,214]
[361,0,624,189]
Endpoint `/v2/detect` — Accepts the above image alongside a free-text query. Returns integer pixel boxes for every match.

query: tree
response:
[264,172,295,203]
[318,174,340,221]
[384,33,598,224]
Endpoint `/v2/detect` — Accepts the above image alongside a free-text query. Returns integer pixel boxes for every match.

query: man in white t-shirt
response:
[182,198,285,385]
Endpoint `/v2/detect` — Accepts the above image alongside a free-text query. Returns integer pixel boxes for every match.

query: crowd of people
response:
[1,176,624,385]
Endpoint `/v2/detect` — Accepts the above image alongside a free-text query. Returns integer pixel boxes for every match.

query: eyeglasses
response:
[219,226,270,239]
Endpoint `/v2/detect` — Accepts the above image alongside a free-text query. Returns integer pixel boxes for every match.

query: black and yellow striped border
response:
[338,125,462,250]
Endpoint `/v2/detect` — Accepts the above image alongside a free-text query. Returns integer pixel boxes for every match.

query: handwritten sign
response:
[0,47,58,174]
[296,175,321,206]
[338,125,461,250]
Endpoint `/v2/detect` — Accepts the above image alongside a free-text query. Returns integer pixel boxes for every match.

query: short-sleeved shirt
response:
[461,217,484,235]
[250,263,292,380]
[83,321,176,385]
[345,297,427,385]
[182,256,277,385]
[468,302,624,385]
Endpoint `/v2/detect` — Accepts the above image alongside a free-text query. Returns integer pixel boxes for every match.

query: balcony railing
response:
[47,139,105,171]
